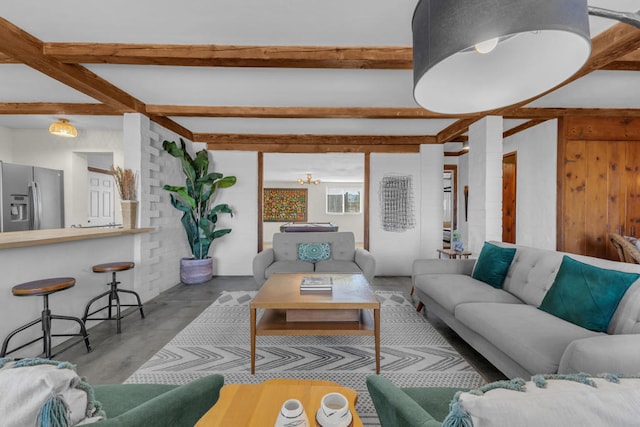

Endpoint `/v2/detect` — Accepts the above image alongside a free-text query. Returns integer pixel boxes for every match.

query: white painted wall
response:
[0,126,13,161]
[8,129,123,227]
[262,181,365,243]
[370,153,421,275]
[419,144,444,258]
[208,150,258,275]
[503,120,558,250]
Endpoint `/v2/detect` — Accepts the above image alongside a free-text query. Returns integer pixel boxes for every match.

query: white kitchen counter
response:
[0,227,154,249]
[0,227,155,358]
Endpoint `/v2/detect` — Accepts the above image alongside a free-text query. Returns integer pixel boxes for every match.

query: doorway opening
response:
[443,165,458,248]
[260,153,365,250]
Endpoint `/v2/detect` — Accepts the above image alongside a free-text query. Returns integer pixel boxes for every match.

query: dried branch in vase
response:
[110,165,138,201]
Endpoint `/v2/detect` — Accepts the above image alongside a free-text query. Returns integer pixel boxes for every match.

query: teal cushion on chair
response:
[297,242,331,262]
[538,256,639,332]
[472,242,516,288]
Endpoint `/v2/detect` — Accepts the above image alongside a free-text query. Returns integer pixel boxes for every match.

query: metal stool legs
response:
[1,294,92,358]
[83,271,145,334]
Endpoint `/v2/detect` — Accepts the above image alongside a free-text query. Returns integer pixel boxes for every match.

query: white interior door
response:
[88,171,115,226]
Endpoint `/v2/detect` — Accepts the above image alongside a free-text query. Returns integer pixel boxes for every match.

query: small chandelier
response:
[297,173,320,185]
[49,118,78,138]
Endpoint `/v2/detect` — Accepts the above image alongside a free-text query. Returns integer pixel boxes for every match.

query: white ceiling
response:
[0,0,639,182]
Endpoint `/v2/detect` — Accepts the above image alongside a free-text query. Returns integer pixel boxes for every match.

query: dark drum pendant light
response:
[412,0,592,114]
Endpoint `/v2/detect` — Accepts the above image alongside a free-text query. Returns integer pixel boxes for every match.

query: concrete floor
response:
[60,276,506,384]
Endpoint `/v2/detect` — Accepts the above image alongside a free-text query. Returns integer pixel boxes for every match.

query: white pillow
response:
[0,358,104,427]
[443,375,640,427]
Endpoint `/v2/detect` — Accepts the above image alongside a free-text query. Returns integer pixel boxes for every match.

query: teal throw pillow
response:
[297,242,331,262]
[538,256,639,332]
[471,242,516,288]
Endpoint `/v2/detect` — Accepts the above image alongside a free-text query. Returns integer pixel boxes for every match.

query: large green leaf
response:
[216,176,237,188]
[162,139,236,259]
[201,172,223,182]
[212,229,232,240]
[163,185,196,209]
[180,211,198,251]
[193,150,209,179]
[169,194,192,213]
[162,140,185,159]
[211,203,233,216]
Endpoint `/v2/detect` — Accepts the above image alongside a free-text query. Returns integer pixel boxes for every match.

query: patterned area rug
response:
[126,291,485,425]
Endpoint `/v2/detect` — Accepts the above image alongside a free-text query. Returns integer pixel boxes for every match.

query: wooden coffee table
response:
[250,273,381,374]
[195,378,363,426]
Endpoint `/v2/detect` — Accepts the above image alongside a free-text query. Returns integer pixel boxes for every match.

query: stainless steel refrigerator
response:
[0,162,65,232]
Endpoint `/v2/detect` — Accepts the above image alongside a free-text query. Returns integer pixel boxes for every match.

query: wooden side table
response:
[195,378,363,426]
[437,249,472,259]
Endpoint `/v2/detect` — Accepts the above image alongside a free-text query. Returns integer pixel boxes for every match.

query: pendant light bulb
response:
[474,37,499,54]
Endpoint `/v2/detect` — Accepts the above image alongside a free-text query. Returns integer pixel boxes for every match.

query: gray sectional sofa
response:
[253,231,375,286]
[412,241,640,379]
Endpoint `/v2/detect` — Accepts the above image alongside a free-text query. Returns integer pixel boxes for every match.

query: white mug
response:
[275,399,309,427]
[319,392,349,424]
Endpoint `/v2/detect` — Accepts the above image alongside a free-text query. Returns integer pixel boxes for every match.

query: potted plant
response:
[162,139,236,284]
[111,165,138,228]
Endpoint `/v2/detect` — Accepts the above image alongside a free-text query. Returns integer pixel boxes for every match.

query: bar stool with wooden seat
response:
[83,262,144,334]
[1,277,92,359]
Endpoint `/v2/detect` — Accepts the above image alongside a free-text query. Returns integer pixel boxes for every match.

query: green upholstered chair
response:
[90,374,224,427]
[366,375,465,427]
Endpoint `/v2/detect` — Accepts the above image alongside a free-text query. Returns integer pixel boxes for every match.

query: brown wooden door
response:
[502,152,517,243]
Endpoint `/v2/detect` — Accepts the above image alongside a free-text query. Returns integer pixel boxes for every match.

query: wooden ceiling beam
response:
[0,18,144,113]
[0,102,123,115]
[503,119,549,139]
[0,18,192,140]
[601,48,640,70]
[44,43,413,69]
[195,133,437,146]
[146,105,466,119]
[205,143,420,153]
[507,107,640,119]
[436,118,480,144]
[0,52,18,63]
[149,116,194,140]
[4,103,639,120]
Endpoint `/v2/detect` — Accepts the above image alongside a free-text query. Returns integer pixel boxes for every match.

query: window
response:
[326,187,361,214]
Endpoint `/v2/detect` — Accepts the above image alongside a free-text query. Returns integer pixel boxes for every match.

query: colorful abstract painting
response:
[263,188,308,222]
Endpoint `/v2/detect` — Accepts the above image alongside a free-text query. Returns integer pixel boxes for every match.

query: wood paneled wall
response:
[557,117,640,260]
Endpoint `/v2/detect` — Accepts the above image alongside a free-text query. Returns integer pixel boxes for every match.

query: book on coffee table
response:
[300,276,333,292]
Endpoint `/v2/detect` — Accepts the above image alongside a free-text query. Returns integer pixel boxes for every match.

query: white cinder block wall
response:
[124,116,259,286]
[123,114,191,299]
[467,116,504,255]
